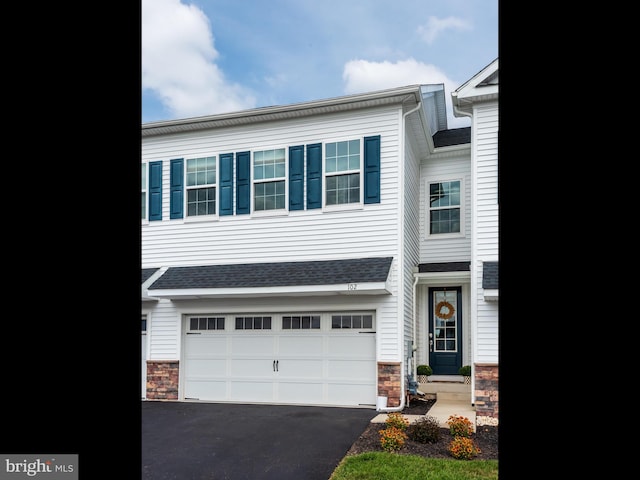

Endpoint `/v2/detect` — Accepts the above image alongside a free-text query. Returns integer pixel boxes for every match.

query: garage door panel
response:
[231,380,274,402]
[187,335,227,354]
[277,359,323,379]
[186,380,227,400]
[186,358,227,376]
[328,335,375,356]
[278,381,324,403]
[230,335,275,355]
[230,358,276,376]
[327,382,376,405]
[278,335,323,354]
[328,360,375,380]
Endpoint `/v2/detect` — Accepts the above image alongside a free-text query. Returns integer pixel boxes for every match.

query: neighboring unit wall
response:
[471,101,499,423]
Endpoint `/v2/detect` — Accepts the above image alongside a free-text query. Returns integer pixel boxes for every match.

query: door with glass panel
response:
[428,287,462,375]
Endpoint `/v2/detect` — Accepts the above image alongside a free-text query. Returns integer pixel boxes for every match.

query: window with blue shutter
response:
[169,158,184,219]
[219,153,233,216]
[363,135,380,204]
[289,145,304,210]
[306,143,322,209]
[148,161,162,221]
[236,151,250,214]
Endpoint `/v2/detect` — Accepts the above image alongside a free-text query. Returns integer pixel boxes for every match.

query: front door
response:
[428,287,462,375]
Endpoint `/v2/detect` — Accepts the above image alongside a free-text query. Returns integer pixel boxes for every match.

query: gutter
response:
[377,100,423,413]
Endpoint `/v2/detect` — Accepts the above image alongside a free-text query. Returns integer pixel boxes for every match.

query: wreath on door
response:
[435,300,455,319]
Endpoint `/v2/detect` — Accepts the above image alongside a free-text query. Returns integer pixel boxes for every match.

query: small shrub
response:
[447,415,473,438]
[406,415,441,443]
[385,412,409,431]
[448,436,481,460]
[379,426,407,452]
[458,365,471,376]
[416,364,433,376]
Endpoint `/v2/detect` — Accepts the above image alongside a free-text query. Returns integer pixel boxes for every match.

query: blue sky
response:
[142,0,498,128]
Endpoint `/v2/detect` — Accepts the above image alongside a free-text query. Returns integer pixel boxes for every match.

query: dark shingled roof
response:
[432,127,471,148]
[148,257,393,290]
[482,261,499,289]
[142,268,159,284]
[418,262,470,273]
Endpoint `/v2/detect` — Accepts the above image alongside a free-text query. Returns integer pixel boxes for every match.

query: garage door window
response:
[189,317,225,330]
[282,315,321,329]
[331,314,373,329]
[235,316,272,330]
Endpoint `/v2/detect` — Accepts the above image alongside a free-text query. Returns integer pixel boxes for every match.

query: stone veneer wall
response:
[377,362,402,407]
[146,360,179,400]
[474,363,498,426]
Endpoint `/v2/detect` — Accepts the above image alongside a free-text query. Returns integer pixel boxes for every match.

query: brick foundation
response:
[377,362,402,407]
[474,363,498,425]
[146,360,179,400]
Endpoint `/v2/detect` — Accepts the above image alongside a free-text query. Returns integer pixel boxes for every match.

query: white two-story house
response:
[141,58,499,426]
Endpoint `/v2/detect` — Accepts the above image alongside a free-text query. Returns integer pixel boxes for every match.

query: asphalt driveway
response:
[142,401,376,480]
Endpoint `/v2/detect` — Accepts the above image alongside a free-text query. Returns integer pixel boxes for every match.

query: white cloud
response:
[416,16,472,45]
[342,58,470,128]
[141,0,256,119]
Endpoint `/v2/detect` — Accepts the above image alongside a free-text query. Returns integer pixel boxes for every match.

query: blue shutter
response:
[363,135,381,204]
[170,158,184,219]
[289,145,304,210]
[148,161,162,221]
[219,153,233,216]
[236,151,250,214]
[306,143,322,209]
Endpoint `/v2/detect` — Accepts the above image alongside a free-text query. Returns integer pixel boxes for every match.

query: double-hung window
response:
[141,163,147,220]
[325,140,361,206]
[253,148,286,211]
[186,156,216,216]
[428,180,461,235]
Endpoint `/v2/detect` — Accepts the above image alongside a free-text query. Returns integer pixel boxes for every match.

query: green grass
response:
[329,452,498,480]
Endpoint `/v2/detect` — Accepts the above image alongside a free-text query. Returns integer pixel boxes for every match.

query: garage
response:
[182,311,376,407]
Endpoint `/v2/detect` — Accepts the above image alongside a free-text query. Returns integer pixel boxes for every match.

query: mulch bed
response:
[345,397,498,460]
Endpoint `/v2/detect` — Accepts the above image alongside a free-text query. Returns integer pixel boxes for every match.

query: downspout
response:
[377,99,422,413]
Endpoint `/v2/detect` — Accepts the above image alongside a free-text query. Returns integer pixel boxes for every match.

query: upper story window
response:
[325,140,361,206]
[429,180,461,235]
[253,149,286,211]
[141,163,147,220]
[186,156,216,216]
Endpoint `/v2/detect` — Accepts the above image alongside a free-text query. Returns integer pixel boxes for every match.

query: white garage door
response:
[182,312,376,407]
[142,315,147,399]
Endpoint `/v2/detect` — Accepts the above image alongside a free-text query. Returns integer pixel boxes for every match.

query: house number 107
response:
[348,283,358,290]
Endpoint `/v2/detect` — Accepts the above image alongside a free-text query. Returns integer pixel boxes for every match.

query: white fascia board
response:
[414,271,471,285]
[146,281,391,299]
[483,289,499,301]
[141,266,168,301]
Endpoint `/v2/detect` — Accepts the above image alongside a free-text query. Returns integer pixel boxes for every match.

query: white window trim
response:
[425,176,465,239]
[322,138,364,211]
[250,146,289,217]
[141,162,149,224]
[184,154,220,222]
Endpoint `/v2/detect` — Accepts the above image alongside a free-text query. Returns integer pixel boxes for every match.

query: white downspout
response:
[378,100,422,413]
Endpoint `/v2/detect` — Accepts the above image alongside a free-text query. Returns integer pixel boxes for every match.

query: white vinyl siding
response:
[141,108,400,268]
[419,151,472,263]
[472,102,499,364]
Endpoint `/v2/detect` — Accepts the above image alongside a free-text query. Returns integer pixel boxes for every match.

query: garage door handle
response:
[273,360,276,372]
[276,360,279,371]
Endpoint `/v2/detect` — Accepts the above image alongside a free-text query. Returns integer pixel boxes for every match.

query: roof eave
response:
[146,281,392,299]
[142,85,423,137]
